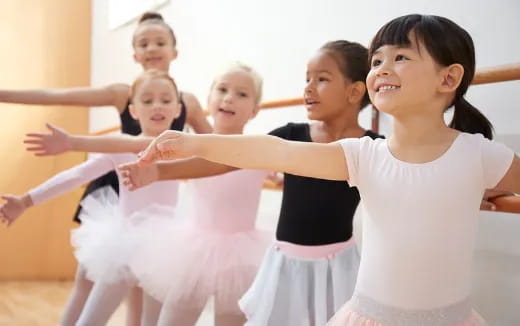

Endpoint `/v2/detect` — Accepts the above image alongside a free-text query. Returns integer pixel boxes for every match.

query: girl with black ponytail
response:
[134,14,519,326]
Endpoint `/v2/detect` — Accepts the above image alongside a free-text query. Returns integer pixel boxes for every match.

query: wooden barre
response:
[265,180,520,214]
[90,62,520,136]
[472,63,520,85]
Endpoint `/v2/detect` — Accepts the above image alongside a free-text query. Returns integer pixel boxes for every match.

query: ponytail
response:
[449,97,494,140]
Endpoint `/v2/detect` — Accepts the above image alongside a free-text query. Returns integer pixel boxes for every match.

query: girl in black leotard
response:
[121,40,383,326]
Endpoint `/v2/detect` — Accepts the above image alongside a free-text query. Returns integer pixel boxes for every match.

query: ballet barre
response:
[90,62,520,213]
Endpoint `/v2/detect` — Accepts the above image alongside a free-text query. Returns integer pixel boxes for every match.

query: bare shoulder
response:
[180,91,203,111]
[106,83,130,113]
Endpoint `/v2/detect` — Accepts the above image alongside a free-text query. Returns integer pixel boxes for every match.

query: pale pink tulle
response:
[130,216,272,313]
[327,304,487,326]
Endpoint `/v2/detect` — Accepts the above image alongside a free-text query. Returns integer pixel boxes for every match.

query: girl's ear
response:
[439,63,464,93]
[171,48,178,61]
[347,81,367,105]
[250,104,261,120]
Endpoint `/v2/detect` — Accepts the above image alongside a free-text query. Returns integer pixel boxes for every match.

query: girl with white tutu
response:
[137,14,519,326]
[0,69,183,325]
[18,63,273,325]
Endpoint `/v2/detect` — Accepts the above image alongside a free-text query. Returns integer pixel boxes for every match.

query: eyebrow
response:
[373,44,414,55]
[307,69,333,74]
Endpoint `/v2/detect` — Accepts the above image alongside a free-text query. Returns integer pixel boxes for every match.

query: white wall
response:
[90,0,520,324]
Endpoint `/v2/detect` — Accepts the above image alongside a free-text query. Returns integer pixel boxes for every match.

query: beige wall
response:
[0,0,91,280]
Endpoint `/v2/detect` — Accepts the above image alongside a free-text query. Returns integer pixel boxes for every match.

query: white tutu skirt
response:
[129,218,272,313]
[72,188,174,284]
[239,241,360,326]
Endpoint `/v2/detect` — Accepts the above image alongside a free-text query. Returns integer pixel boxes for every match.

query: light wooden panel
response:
[0,0,91,280]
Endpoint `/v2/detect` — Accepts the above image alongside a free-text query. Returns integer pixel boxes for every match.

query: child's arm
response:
[182,92,213,134]
[138,131,349,181]
[0,84,130,113]
[119,158,236,191]
[0,155,115,226]
[24,123,153,155]
[495,155,520,195]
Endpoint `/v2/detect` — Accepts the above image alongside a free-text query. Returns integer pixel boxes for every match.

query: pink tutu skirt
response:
[327,294,487,326]
[72,188,139,284]
[129,218,272,313]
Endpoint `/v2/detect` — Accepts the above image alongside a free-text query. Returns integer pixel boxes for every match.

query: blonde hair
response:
[130,69,179,101]
[212,62,263,104]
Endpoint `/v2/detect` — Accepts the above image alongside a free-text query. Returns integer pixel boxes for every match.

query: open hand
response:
[24,123,71,156]
[0,195,30,227]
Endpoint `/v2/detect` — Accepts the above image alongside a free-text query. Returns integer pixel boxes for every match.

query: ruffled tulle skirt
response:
[72,188,175,284]
[239,240,360,326]
[327,294,487,326]
[129,218,272,313]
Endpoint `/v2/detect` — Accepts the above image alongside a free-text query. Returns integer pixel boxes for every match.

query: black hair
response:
[136,12,177,47]
[321,40,371,109]
[369,14,493,139]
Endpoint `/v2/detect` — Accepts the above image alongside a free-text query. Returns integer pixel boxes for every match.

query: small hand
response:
[138,130,195,166]
[480,188,514,211]
[118,161,159,191]
[0,194,31,227]
[24,122,71,156]
[266,171,284,187]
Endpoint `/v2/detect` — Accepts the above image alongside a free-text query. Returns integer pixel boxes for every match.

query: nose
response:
[304,79,315,95]
[374,61,391,77]
[146,43,158,53]
[223,92,234,103]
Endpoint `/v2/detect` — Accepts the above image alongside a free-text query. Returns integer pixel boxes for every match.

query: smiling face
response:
[208,69,259,134]
[130,76,180,136]
[304,50,357,121]
[367,34,444,117]
[133,24,177,71]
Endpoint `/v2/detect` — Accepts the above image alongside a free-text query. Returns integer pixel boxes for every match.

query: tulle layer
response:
[240,241,360,326]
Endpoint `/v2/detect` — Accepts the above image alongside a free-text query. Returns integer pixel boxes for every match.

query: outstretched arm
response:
[24,123,153,155]
[138,131,349,181]
[118,158,236,191]
[0,84,130,113]
[0,155,114,226]
[495,155,520,195]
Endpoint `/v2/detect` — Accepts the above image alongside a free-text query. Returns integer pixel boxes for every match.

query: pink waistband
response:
[274,238,355,259]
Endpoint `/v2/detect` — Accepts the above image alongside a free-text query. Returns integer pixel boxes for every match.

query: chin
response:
[306,111,323,121]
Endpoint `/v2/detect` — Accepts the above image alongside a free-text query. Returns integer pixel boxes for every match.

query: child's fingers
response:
[24,133,45,139]
[46,122,59,132]
[156,139,177,152]
[480,200,496,211]
[137,150,156,166]
[34,152,52,157]
[23,139,44,145]
[25,146,45,151]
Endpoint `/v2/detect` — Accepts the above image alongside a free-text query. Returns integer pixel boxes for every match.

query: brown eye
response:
[371,59,382,67]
